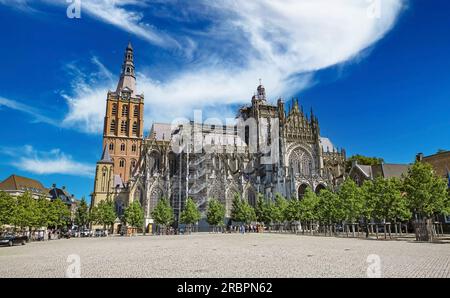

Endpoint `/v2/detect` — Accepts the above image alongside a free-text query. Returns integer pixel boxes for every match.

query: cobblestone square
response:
[1,233,449,278]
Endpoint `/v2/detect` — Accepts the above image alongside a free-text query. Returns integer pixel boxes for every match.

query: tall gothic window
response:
[120,121,127,134]
[119,159,125,168]
[101,167,107,192]
[168,152,176,177]
[149,151,161,175]
[120,143,126,152]
[245,126,249,145]
[109,143,114,151]
[134,106,139,117]
[132,121,138,136]
[130,159,137,175]
[289,148,313,177]
[111,103,117,115]
[122,105,129,117]
[110,120,116,134]
[132,144,137,152]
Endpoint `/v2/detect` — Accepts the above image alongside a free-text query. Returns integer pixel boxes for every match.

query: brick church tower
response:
[102,42,144,184]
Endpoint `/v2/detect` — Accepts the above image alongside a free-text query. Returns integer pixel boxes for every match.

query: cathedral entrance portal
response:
[315,184,326,195]
[298,184,309,200]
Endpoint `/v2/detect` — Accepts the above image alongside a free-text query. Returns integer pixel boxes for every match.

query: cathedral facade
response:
[91,44,346,229]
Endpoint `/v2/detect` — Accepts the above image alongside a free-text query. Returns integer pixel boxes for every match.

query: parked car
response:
[94,229,107,237]
[80,229,92,237]
[0,233,28,247]
[61,230,72,239]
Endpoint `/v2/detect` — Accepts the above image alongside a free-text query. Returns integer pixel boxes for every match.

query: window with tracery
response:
[289,148,313,176]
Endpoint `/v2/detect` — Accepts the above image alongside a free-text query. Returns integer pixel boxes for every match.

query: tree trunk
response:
[388,223,392,239]
[413,219,434,242]
[427,218,434,242]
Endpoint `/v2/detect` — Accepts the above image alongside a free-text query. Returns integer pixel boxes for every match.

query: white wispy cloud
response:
[60,57,114,133]
[1,145,94,178]
[2,0,406,134]
[0,97,58,126]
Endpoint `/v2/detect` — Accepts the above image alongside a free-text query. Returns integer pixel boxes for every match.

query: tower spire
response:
[116,42,136,96]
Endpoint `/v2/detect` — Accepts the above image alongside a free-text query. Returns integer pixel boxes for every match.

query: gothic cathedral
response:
[91,44,346,230]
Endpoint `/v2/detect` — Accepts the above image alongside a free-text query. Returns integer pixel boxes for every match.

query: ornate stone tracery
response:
[288,146,314,177]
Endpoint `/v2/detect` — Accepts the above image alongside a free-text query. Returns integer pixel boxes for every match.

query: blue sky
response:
[0,0,449,202]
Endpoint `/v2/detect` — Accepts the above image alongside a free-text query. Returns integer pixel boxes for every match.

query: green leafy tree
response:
[90,200,116,231]
[13,192,37,231]
[255,194,267,223]
[299,189,320,222]
[339,179,364,223]
[34,198,51,230]
[0,191,15,228]
[180,198,201,233]
[317,189,343,225]
[241,201,257,224]
[49,199,71,230]
[230,194,256,224]
[362,177,411,239]
[285,198,301,223]
[74,197,90,229]
[255,194,276,225]
[231,193,244,222]
[273,193,289,223]
[403,161,449,218]
[360,180,375,222]
[124,200,144,232]
[297,190,320,234]
[206,198,225,231]
[403,161,449,241]
[151,197,174,232]
[371,177,411,223]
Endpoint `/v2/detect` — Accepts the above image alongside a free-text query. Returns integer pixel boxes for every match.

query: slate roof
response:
[379,164,410,179]
[149,123,174,141]
[357,164,373,178]
[350,163,410,180]
[49,187,76,204]
[99,146,113,163]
